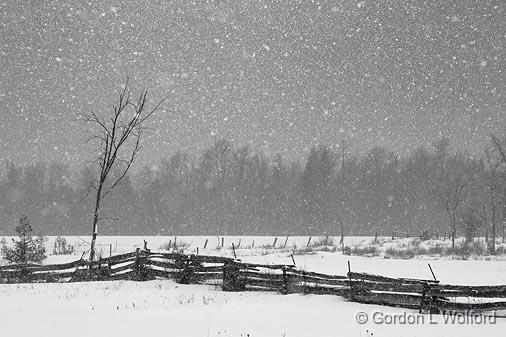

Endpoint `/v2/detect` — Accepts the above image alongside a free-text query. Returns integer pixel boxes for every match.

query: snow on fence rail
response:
[1,249,506,314]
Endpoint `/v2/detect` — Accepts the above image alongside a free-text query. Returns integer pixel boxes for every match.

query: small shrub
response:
[384,244,429,259]
[159,241,172,250]
[495,245,506,255]
[445,242,486,257]
[159,239,191,251]
[310,237,335,247]
[350,245,379,256]
[1,215,46,265]
[319,245,337,252]
[53,236,74,255]
[384,247,415,259]
[291,240,337,255]
[413,246,429,255]
[292,246,317,255]
[427,244,444,255]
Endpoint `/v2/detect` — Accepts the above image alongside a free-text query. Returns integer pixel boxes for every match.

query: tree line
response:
[0,137,505,242]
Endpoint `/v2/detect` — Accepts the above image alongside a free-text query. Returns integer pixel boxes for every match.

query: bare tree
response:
[335,138,349,240]
[483,149,502,254]
[83,81,167,260]
[489,135,506,250]
[431,140,467,249]
[491,135,506,190]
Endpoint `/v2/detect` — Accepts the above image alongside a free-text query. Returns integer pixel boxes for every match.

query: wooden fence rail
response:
[1,249,505,314]
[392,230,430,241]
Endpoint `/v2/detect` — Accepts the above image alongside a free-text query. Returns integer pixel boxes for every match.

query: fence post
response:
[174,253,195,284]
[203,238,208,249]
[419,282,428,313]
[428,263,437,281]
[301,270,307,294]
[281,266,289,295]
[284,235,289,248]
[133,248,141,280]
[281,266,295,295]
[273,237,278,248]
[222,261,244,291]
[98,256,103,280]
[133,248,152,281]
[20,264,29,282]
[307,236,312,247]
[347,261,354,300]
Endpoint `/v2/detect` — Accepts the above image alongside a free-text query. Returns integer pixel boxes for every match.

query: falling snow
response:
[0,0,505,165]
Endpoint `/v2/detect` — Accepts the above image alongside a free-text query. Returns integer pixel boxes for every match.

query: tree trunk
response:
[503,200,506,243]
[90,183,103,261]
[490,194,496,254]
[450,211,456,250]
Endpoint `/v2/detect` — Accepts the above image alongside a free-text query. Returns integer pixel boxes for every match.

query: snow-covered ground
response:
[2,279,504,337]
[2,236,506,336]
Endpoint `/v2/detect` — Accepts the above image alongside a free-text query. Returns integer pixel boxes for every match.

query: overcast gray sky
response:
[1,0,505,166]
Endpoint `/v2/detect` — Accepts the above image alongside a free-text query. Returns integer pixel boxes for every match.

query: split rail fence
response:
[1,249,505,314]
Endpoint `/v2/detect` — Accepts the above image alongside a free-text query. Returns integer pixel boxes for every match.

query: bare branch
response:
[492,135,506,163]
[102,132,141,199]
[79,183,97,203]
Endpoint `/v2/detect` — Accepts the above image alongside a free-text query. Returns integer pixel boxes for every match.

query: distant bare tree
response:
[83,80,168,260]
[301,146,337,234]
[431,139,467,249]
[336,138,350,239]
[483,149,502,254]
[489,135,506,249]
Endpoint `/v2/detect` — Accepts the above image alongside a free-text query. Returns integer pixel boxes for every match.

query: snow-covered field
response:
[8,235,505,263]
[2,279,504,337]
[2,236,506,336]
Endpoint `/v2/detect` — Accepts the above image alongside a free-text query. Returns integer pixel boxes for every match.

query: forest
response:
[0,136,505,238]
